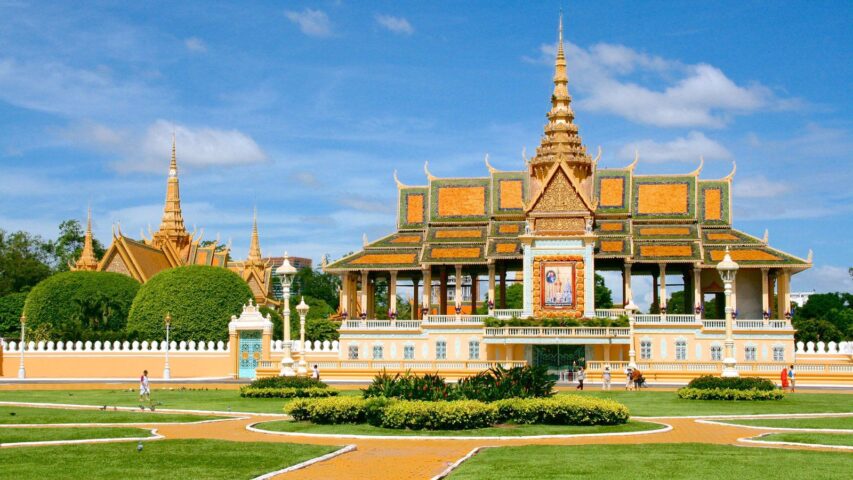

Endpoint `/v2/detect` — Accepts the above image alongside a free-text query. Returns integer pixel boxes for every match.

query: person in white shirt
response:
[602,367,612,391]
[312,364,320,380]
[139,370,150,402]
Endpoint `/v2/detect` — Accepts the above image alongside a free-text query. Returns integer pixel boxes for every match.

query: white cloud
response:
[791,265,853,294]
[68,119,267,172]
[375,14,414,35]
[525,42,798,128]
[184,37,207,53]
[285,8,332,38]
[732,176,791,198]
[618,131,731,163]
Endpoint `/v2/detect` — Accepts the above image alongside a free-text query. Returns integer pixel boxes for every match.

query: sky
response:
[1,1,851,308]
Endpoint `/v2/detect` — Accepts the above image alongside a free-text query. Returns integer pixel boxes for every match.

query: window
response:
[372,345,384,360]
[711,345,722,361]
[676,340,687,361]
[745,345,757,361]
[640,340,652,360]
[436,340,447,360]
[773,346,784,362]
[348,345,359,360]
[468,340,480,360]
[404,344,415,360]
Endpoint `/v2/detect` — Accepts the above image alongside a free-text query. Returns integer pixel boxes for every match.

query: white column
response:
[623,263,633,306]
[488,262,496,314]
[731,277,738,314]
[339,274,349,316]
[781,269,791,317]
[17,316,26,379]
[389,271,398,318]
[760,268,770,316]
[454,264,463,316]
[722,276,738,377]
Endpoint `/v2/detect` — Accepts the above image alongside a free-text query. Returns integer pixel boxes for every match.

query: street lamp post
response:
[716,247,740,378]
[296,297,310,376]
[275,252,297,376]
[624,301,638,370]
[163,313,172,380]
[17,315,26,379]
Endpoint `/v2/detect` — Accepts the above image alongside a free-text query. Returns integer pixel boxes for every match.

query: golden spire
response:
[74,207,99,271]
[530,10,591,179]
[155,133,190,248]
[246,206,263,265]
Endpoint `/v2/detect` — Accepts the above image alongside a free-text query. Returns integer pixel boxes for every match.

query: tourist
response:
[312,364,320,381]
[602,366,612,390]
[139,370,150,403]
[576,367,585,390]
[780,366,789,390]
[788,365,795,392]
[625,367,634,390]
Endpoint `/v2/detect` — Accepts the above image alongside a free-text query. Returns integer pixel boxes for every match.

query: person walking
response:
[602,366,612,391]
[312,364,320,381]
[576,367,585,390]
[139,370,150,403]
[780,366,789,390]
[625,367,634,390]
[788,364,795,392]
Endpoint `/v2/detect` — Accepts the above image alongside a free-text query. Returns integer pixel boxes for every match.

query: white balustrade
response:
[484,327,630,337]
[423,314,488,325]
[493,309,524,319]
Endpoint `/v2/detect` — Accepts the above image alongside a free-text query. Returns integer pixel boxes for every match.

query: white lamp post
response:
[17,315,26,379]
[296,297,310,376]
[275,252,297,376]
[163,313,172,380]
[624,301,639,369]
[716,247,740,378]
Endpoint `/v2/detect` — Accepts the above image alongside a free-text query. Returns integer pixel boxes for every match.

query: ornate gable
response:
[528,163,593,215]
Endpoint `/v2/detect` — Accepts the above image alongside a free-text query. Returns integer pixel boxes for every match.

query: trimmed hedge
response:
[381,400,497,430]
[23,271,140,340]
[285,395,630,430]
[248,376,327,389]
[127,266,252,342]
[494,396,629,425]
[240,387,337,399]
[686,375,777,391]
[677,388,784,401]
[0,292,27,337]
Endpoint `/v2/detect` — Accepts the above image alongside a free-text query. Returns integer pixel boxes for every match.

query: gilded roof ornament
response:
[592,146,602,167]
[688,156,704,177]
[423,161,437,181]
[73,207,99,271]
[762,229,769,243]
[723,161,737,181]
[484,153,500,174]
[362,233,369,247]
[393,169,411,189]
[624,149,639,171]
[806,249,813,263]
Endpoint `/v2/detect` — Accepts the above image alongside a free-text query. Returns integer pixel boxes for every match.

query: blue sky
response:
[1,1,851,304]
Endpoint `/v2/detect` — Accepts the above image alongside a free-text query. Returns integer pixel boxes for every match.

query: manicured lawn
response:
[563,390,853,417]
[0,406,220,424]
[254,419,663,437]
[0,388,358,414]
[0,439,337,479]
[449,443,852,479]
[756,432,853,447]
[720,416,853,430]
[0,426,154,443]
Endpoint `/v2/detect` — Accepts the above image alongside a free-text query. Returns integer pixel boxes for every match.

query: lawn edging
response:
[0,427,163,448]
[251,444,356,479]
[697,416,853,433]
[738,432,853,451]
[430,446,491,480]
[245,420,671,441]
[0,400,288,419]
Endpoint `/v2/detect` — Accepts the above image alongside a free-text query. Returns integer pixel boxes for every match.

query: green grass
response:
[254,419,663,437]
[0,406,220,424]
[720,416,853,430]
[0,439,337,479]
[448,443,853,479]
[560,390,853,417]
[0,427,154,443]
[0,388,359,414]
[756,432,853,447]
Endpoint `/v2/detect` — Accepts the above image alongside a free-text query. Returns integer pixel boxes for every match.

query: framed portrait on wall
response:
[541,262,576,309]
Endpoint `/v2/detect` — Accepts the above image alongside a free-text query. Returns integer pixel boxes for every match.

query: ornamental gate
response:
[238,330,263,379]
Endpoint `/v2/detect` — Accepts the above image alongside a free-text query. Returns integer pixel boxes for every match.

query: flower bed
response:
[285,395,629,430]
[685,375,776,391]
[239,387,337,399]
[676,388,784,401]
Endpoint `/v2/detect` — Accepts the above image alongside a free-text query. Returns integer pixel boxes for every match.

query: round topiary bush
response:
[0,292,27,337]
[126,266,252,342]
[23,271,140,340]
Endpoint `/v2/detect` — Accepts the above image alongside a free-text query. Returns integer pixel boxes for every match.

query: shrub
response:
[686,375,777,391]
[248,376,327,389]
[126,266,252,342]
[456,365,555,402]
[286,396,367,424]
[0,292,27,337]
[677,387,784,401]
[380,400,498,430]
[363,371,458,401]
[239,387,336,398]
[493,395,629,425]
[23,271,140,340]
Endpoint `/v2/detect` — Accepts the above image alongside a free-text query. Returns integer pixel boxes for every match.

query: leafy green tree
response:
[0,229,53,296]
[666,290,687,314]
[594,273,613,309]
[793,318,843,343]
[260,296,339,342]
[0,292,27,338]
[127,266,252,342]
[49,219,106,272]
[794,292,853,340]
[23,271,140,341]
[293,267,340,309]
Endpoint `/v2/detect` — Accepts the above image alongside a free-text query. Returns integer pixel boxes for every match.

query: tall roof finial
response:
[558,8,564,56]
[170,131,177,178]
[155,133,189,247]
[73,206,99,271]
[246,205,263,265]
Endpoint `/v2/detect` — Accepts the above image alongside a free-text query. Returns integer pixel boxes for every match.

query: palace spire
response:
[246,206,264,266]
[73,207,99,271]
[155,133,190,247]
[530,11,592,180]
